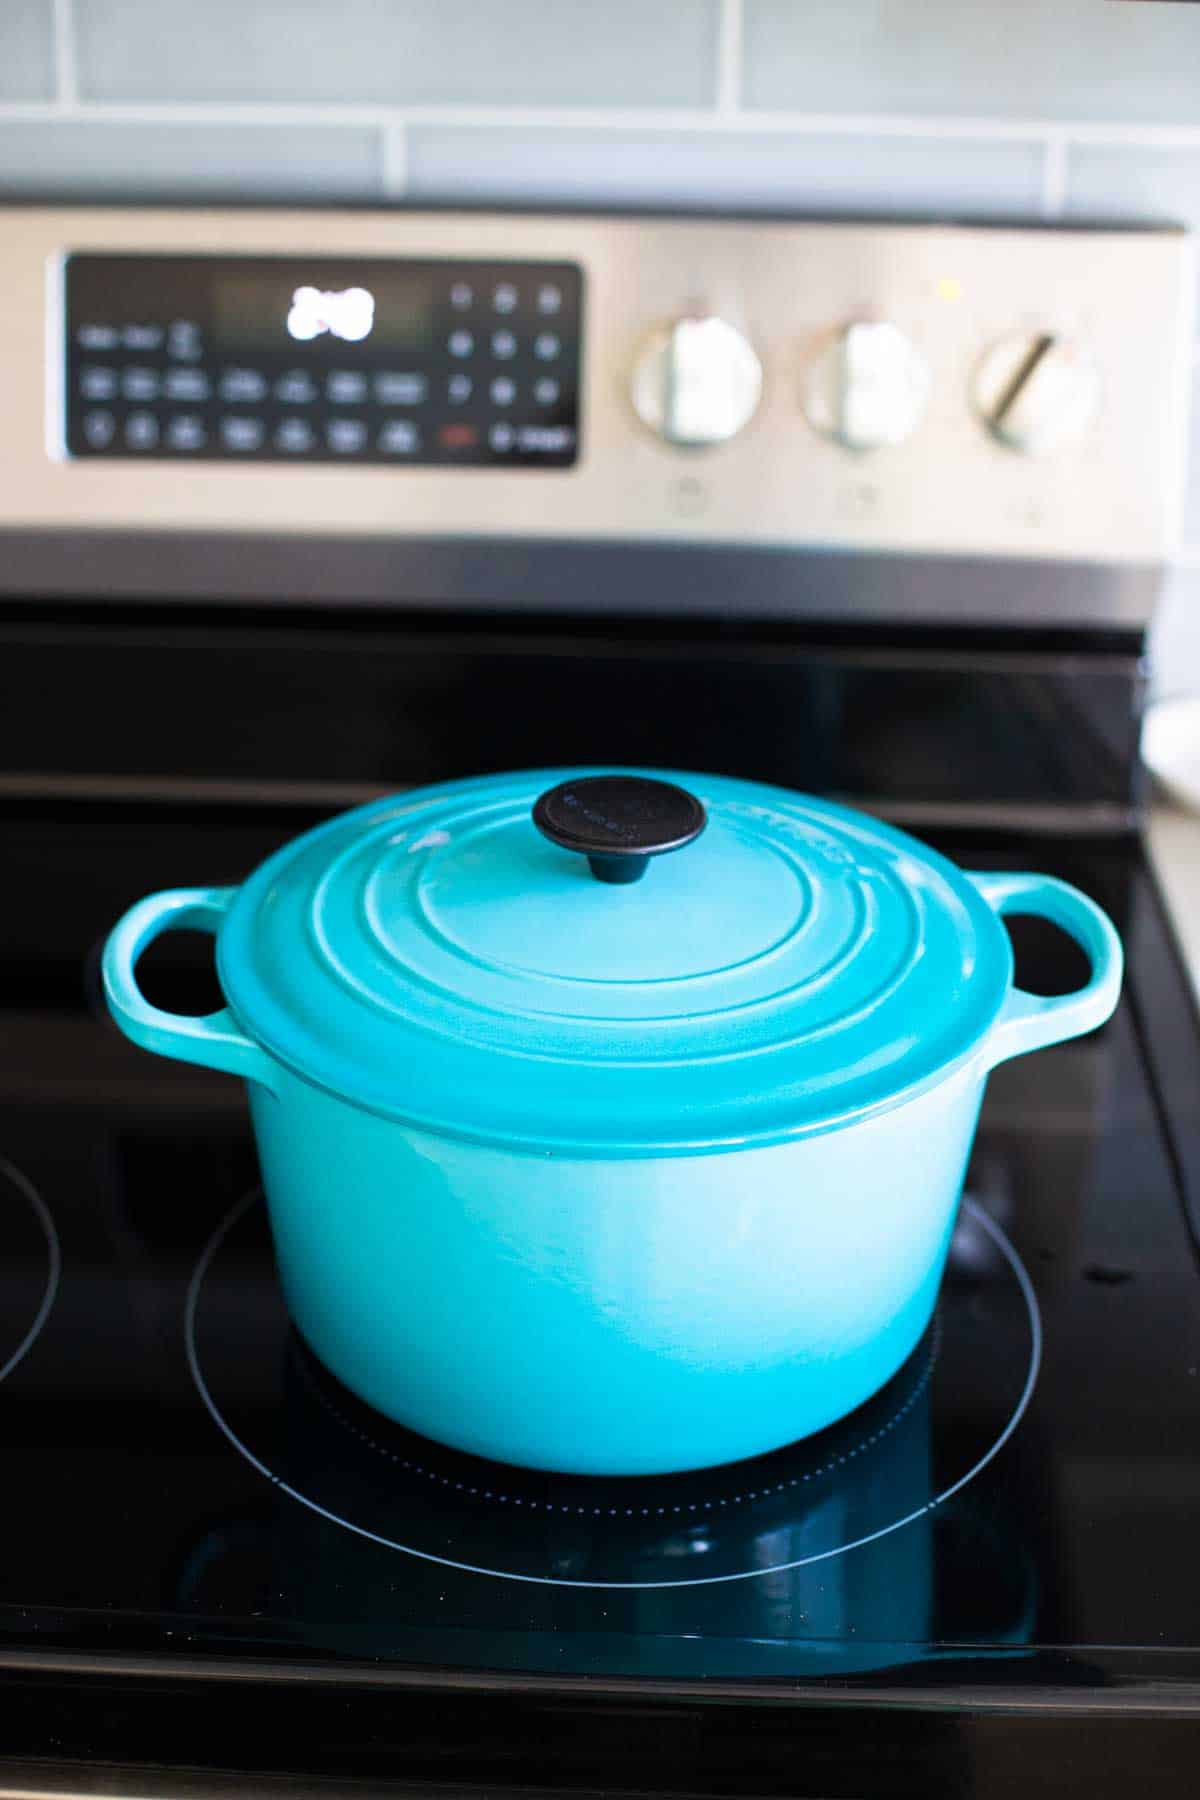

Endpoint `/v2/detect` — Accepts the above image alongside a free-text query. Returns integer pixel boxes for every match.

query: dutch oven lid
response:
[218,768,1012,1154]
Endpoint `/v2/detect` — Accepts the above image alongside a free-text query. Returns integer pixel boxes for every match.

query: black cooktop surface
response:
[3,801,1200,1785]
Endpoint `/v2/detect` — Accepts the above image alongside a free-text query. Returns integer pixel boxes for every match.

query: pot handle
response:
[969,872,1123,1070]
[102,887,279,1094]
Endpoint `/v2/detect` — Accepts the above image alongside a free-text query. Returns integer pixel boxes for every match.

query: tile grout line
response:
[6,97,1200,144]
[51,0,78,109]
[1040,132,1068,218]
[715,0,744,117]
[380,122,409,197]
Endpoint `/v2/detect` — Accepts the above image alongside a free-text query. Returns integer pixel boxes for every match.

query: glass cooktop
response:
[2,803,1200,1704]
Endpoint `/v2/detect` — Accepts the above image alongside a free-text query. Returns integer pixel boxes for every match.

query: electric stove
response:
[2,204,1198,1794]
[0,771,1197,1795]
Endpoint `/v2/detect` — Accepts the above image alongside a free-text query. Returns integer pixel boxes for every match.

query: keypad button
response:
[447,373,473,404]
[79,365,117,401]
[490,376,516,406]
[122,367,160,402]
[327,417,367,454]
[275,417,315,454]
[220,367,267,403]
[374,371,427,406]
[537,284,563,315]
[439,422,479,451]
[378,420,421,455]
[492,282,519,314]
[81,409,116,448]
[125,411,160,451]
[123,323,163,352]
[164,367,210,403]
[276,370,317,405]
[327,370,368,404]
[517,424,575,454]
[167,414,207,451]
[534,332,560,361]
[77,323,118,352]
[167,320,203,361]
[489,422,515,453]
[220,416,265,452]
[449,281,473,310]
[534,377,560,406]
[491,329,517,360]
[448,330,475,359]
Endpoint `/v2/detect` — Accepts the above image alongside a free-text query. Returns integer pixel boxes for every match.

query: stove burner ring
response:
[295,1303,942,1522]
[0,1157,61,1384]
[186,1192,1041,1589]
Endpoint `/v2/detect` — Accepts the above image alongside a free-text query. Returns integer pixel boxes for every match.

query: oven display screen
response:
[61,252,583,468]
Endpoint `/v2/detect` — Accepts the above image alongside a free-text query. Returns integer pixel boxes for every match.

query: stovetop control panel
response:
[63,253,581,468]
[0,206,1193,617]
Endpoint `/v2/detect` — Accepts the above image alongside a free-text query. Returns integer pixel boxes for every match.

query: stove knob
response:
[804,321,930,452]
[973,332,1101,455]
[630,315,762,448]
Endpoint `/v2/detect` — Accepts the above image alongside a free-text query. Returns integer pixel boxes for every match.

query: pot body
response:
[245,1056,984,1475]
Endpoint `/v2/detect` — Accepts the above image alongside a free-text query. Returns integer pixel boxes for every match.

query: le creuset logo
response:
[286,285,375,343]
[560,790,633,839]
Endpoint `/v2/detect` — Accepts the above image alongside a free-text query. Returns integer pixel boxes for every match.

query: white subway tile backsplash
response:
[1065,144,1200,233]
[0,121,382,197]
[74,0,721,109]
[0,0,54,102]
[743,0,1200,124]
[407,125,1044,213]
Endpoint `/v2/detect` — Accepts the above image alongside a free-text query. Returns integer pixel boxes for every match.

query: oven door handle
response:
[102,887,280,1094]
[969,871,1123,1069]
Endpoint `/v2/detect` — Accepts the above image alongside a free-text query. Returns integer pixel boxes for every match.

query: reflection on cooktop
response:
[0,1157,61,1385]
[187,1188,1039,1590]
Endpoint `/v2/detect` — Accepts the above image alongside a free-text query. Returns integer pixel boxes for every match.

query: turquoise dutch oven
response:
[103,769,1122,1476]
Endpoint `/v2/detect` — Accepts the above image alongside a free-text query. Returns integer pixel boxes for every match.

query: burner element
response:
[187,1192,1040,1589]
[0,1158,61,1384]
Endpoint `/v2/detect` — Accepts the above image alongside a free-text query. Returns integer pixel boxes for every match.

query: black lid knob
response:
[533,775,707,885]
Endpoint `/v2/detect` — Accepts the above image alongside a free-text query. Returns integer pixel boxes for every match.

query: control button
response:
[275,417,315,454]
[123,323,163,352]
[375,371,427,405]
[534,377,560,406]
[439,422,479,451]
[167,320,203,361]
[327,417,367,454]
[165,367,210,402]
[972,332,1100,456]
[492,283,519,314]
[631,315,762,448]
[491,329,517,361]
[220,415,265,452]
[79,365,117,401]
[122,366,161,402]
[327,370,368,404]
[220,367,267,403]
[448,330,475,359]
[489,422,515,453]
[125,411,160,451]
[81,409,116,448]
[77,323,118,352]
[534,332,560,361]
[276,370,317,405]
[804,321,929,452]
[449,282,474,311]
[379,420,421,455]
[447,373,473,404]
[537,284,563,315]
[166,414,207,451]
[517,424,575,454]
[490,376,517,406]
